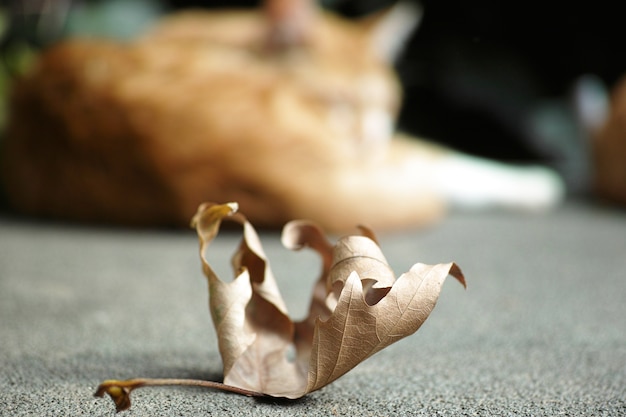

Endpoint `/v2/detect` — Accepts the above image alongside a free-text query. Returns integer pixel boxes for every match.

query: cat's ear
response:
[361,1,423,63]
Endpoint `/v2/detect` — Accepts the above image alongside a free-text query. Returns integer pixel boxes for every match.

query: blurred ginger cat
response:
[1,0,563,232]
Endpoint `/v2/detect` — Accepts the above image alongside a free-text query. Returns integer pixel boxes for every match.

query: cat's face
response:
[275,14,402,152]
[144,3,419,156]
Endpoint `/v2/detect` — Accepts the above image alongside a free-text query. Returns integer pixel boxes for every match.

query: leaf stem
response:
[94,378,266,412]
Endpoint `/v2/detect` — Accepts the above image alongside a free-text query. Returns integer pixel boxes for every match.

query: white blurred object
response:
[434,153,565,211]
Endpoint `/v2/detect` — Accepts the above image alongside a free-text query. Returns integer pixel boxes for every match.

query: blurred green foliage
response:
[0,9,36,137]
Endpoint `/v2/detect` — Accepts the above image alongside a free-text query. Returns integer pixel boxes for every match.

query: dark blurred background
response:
[1,0,624,194]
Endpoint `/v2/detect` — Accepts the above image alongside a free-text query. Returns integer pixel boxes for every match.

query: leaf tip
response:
[94,380,133,413]
[224,201,239,213]
[449,263,467,289]
[190,201,239,228]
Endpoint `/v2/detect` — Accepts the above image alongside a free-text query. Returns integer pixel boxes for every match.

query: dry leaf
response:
[95,202,465,410]
[193,202,465,398]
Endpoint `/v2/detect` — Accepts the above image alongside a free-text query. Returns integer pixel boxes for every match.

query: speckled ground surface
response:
[1,201,625,416]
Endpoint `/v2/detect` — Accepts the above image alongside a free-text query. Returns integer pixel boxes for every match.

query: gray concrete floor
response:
[1,201,625,416]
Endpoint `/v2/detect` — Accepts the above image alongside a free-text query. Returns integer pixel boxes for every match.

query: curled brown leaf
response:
[192,202,465,398]
[95,201,465,411]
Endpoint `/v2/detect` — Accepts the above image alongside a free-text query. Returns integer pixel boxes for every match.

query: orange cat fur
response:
[1,1,563,232]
